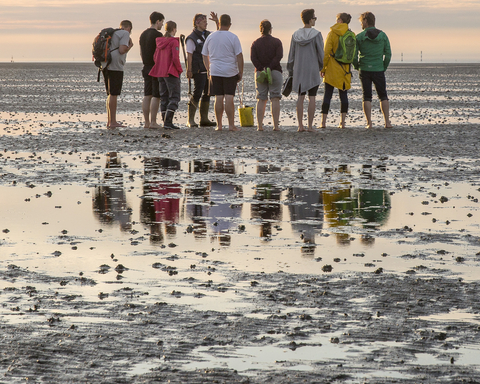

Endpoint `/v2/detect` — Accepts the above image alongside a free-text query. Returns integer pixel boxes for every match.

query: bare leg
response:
[142,95,152,128]
[307,96,316,131]
[380,100,392,128]
[214,95,224,131]
[339,112,346,128]
[296,95,305,132]
[271,97,280,131]
[321,113,327,129]
[256,99,267,131]
[107,95,125,128]
[149,97,162,128]
[225,95,239,131]
[362,101,373,129]
[106,97,111,127]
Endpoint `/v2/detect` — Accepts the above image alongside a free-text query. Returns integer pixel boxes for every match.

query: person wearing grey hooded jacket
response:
[287,9,324,132]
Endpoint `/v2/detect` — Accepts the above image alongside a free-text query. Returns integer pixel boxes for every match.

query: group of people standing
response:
[100,9,392,131]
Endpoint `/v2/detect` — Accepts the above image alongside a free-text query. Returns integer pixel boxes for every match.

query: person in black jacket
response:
[185,12,218,127]
[139,12,164,128]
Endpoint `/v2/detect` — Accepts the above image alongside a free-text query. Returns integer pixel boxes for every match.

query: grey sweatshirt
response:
[287,28,324,94]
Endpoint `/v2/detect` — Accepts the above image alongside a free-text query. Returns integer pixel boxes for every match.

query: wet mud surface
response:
[1,63,480,382]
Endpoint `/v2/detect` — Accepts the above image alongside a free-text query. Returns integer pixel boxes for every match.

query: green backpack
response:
[334,29,356,64]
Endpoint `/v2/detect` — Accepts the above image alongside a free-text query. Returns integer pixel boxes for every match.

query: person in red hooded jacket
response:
[149,21,183,129]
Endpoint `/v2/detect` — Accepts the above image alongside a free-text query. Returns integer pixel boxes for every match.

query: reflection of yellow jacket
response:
[321,23,352,91]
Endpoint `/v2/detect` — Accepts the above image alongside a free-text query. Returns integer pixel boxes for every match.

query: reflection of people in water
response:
[251,165,282,239]
[206,160,243,246]
[92,152,132,231]
[140,157,181,243]
[288,187,323,254]
[322,187,352,245]
[322,165,391,245]
[322,165,352,245]
[184,160,212,240]
[352,188,391,230]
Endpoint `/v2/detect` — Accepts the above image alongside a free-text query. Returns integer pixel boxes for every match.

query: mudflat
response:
[1,62,480,383]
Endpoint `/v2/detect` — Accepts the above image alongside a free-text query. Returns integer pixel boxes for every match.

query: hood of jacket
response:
[364,27,382,41]
[330,22,348,37]
[292,27,321,45]
[156,36,178,50]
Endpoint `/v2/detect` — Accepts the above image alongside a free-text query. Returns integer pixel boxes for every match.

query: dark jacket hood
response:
[365,27,382,40]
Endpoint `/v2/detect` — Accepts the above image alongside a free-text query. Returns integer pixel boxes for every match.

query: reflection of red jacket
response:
[149,37,183,78]
[152,184,181,223]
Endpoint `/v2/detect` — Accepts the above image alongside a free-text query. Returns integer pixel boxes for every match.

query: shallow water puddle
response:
[182,339,416,377]
[2,152,480,308]
[415,346,480,366]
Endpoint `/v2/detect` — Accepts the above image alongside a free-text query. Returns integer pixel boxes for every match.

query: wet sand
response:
[1,63,480,382]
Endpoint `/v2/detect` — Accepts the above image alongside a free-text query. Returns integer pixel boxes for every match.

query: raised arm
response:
[209,12,220,30]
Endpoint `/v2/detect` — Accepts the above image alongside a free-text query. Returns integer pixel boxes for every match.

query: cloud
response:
[2,0,213,5]
[340,0,479,8]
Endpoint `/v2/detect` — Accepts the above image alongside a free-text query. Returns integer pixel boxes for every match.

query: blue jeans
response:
[321,83,348,114]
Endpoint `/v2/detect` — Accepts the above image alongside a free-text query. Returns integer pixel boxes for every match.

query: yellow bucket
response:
[238,106,254,127]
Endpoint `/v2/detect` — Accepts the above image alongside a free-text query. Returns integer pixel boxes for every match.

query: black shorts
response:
[359,70,388,102]
[103,69,123,96]
[209,75,238,96]
[299,85,319,96]
[142,66,160,98]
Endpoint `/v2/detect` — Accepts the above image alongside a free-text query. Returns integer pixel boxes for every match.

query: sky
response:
[1,0,479,63]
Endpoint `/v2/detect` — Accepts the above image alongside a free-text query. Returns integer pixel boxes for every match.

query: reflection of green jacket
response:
[353,27,391,72]
[352,189,391,226]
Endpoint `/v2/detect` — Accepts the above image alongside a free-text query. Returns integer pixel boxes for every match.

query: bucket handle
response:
[236,79,245,108]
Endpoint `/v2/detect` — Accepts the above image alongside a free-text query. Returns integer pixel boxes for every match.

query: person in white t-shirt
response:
[103,20,134,129]
[202,14,243,131]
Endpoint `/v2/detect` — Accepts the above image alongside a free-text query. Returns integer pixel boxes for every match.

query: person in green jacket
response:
[353,12,392,129]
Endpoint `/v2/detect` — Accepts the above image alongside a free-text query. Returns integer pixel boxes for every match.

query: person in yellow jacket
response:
[320,13,353,129]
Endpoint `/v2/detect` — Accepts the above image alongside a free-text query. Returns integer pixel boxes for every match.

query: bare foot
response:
[228,126,240,132]
[365,124,373,129]
[338,123,345,129]
[319,125,326,129]
[297,127,306,132]
[149,122,162,129]
[307,127,314,132]
[257,127,264,131]
[108,122,126,128]
[215,126,223,131]
[272,128,280,131]
[385,123,393,128]
[144,123,150,129]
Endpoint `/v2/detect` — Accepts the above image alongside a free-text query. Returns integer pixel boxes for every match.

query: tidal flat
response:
[1,62,480,383]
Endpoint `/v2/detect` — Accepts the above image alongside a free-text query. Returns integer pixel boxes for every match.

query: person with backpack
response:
[320,13,355,129]
[102,20,133,129]
[287,9,324,132]
[139,12,165,129]
[353,11,392,129]
[149,21,183,129]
